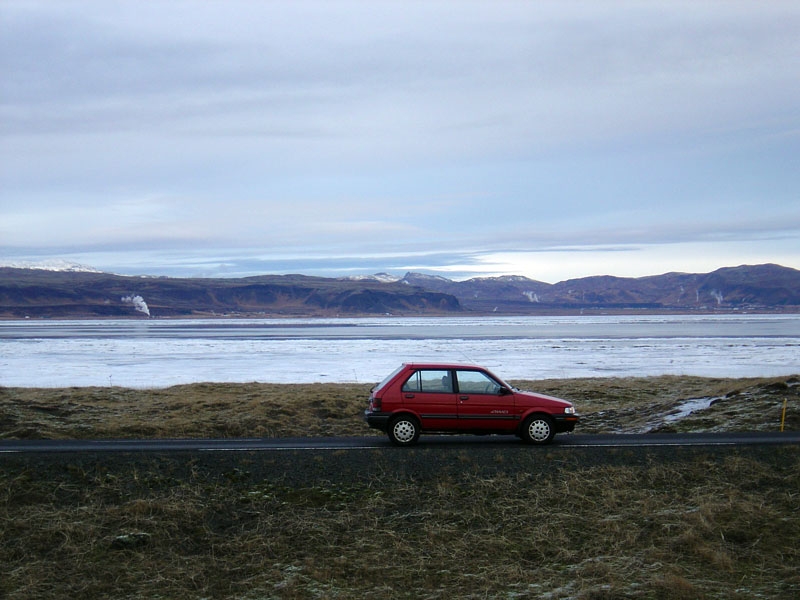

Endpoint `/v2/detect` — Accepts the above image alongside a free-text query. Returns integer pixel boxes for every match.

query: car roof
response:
[402,362,486,370]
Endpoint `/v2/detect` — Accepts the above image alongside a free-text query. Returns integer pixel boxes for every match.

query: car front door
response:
[400,369,459,430]
[455,369,519,431]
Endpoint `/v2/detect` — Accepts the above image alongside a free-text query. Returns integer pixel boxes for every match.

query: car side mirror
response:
[498,387,511,396]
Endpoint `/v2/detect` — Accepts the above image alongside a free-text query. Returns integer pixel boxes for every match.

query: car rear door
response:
[399,368,459,430]
[454,368,519,431]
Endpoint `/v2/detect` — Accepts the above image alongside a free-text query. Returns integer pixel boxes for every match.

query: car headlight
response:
[564,406,576,415]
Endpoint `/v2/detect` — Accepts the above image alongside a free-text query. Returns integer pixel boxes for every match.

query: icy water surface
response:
[1,315,798,387]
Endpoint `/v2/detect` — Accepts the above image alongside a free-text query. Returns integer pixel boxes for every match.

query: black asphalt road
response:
[1,432,798,454]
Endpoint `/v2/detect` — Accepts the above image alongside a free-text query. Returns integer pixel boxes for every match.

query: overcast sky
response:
[1,0,798,282]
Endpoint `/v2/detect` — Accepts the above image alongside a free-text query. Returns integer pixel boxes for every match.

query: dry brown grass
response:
[1,376,799,599]
[1,375,797,440]
[0,382,374,439]
[523,375,800,434]
[1,447,798,599]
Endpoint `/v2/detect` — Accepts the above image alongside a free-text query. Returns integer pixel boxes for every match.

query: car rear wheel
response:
[388,415,420,446]
[521,414,555,445]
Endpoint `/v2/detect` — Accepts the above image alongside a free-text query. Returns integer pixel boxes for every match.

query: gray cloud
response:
[1,0,798,280]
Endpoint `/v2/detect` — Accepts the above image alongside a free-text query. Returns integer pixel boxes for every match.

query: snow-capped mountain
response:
[0,259,103,273]
[339,272,401,283]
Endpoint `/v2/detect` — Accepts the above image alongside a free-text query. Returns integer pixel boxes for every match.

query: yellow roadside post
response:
[780,398,787,432]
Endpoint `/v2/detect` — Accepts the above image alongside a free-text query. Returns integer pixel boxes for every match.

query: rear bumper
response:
[364,410,391,432]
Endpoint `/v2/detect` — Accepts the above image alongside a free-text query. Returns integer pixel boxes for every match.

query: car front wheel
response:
[388,415,420,446]
[521,414,555,445]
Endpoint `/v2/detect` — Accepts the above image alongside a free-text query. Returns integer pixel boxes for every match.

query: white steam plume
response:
[121,294,151,316]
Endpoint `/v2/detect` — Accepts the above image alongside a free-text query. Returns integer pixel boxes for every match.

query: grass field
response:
[1,375,799,599]
[2,375,798,440]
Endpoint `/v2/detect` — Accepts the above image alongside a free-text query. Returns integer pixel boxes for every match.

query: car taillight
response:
[370,396,382,411]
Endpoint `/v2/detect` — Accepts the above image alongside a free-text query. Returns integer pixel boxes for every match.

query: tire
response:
[520,414,555,445]
[388,415,420,446]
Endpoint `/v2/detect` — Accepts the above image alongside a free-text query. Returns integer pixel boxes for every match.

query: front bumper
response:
[552,414,579,433]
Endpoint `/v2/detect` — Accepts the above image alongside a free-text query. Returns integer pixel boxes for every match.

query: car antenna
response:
[458,349,477,365]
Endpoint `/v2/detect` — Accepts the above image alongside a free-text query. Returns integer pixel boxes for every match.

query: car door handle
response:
[459,395,469,401]
[404,393,415,398]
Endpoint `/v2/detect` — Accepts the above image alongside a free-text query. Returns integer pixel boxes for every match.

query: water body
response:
[1,315,798,388]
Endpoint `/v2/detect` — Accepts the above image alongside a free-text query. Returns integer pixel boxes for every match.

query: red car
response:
[364,363,578,445]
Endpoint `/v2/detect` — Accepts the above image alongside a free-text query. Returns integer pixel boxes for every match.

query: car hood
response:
[514,390,573,408]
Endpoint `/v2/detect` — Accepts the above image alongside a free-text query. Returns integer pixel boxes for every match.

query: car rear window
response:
[373,365,406,392]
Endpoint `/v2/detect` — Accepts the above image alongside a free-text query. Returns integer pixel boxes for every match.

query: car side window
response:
[456,370,502,395]
[402,370,453,393]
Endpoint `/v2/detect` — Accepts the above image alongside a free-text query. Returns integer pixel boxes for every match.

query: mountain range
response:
[0,263,798,318]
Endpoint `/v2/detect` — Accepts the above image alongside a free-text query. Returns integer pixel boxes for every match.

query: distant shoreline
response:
[4,307,800,320]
